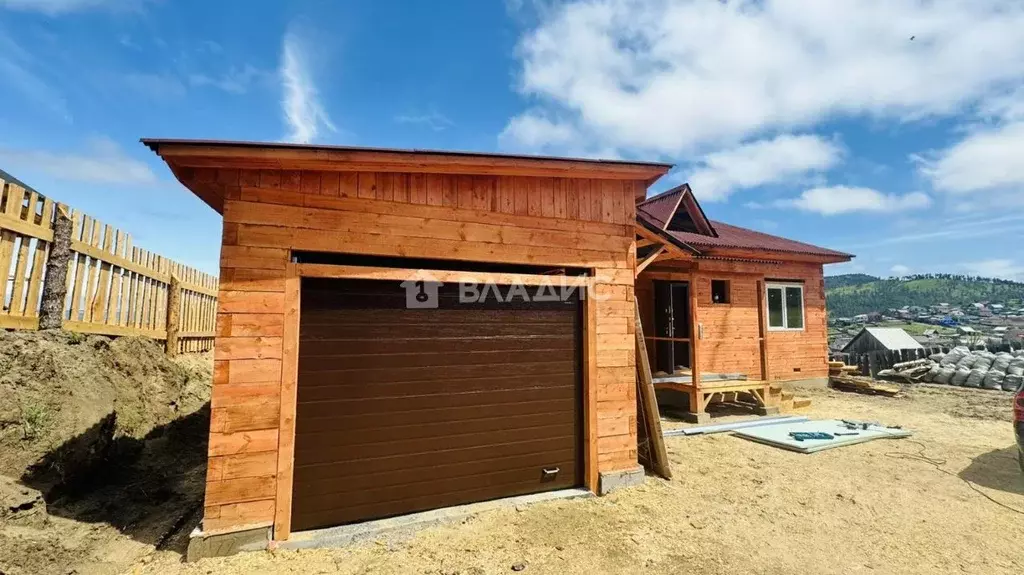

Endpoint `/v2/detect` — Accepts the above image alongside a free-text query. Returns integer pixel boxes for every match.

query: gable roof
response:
[637,184,716,236]
[636,183,852,262]
[842,327,923,352]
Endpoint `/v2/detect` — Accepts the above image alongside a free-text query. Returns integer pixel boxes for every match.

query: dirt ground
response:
[123,382,1024,575]
[0,331,212,575]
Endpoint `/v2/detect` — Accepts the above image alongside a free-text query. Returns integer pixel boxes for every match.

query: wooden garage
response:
[143,139,671,540]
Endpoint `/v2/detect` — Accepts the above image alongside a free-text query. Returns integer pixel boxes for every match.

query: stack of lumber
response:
[828,372,902,397]
[828,360,859,378]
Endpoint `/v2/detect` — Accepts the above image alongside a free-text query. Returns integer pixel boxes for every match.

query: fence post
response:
[37,204,72,330]
[166,273,181,357]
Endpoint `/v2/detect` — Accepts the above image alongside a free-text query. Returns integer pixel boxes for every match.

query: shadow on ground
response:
[959,445,1024,496]
[19,404,210,553]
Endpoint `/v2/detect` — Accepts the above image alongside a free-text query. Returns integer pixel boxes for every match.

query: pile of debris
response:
[828,361,902,397]
[877,346,1022,392]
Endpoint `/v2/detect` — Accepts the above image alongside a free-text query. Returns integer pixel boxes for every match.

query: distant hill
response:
[824,274,879,290]
[825,274,1024,317]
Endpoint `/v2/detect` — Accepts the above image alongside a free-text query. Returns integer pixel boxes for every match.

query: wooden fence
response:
[0,172,217,354]
[831,342,1024,377]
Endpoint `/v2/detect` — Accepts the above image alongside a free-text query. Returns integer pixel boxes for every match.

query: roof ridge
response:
[638,184,686,205]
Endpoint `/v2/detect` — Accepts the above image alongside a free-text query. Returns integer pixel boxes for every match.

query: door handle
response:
[542,467,560,478]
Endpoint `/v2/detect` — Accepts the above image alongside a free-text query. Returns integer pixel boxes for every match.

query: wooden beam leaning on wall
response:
[634,301,671,479]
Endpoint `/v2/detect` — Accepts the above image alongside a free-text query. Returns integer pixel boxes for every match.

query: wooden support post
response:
[165,273,181,357]
[37,204,72,330]
[634,300,671,480]
[756,278,771,381]
[688,273,701,392]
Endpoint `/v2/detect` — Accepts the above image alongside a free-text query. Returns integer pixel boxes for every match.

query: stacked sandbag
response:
[1004,357,1024,391]
[964,352,993,388]
[982,353,1013,390]
[941,346,970,366]
[933,365,956,384]
[881,345,1023,391]
[951,365,972,386]
[921,363,943,382]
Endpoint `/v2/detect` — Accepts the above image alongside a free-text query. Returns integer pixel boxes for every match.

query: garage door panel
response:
[296,423,576,464]
[300,334,574,356]
[292,277,582,531]
[296,386,575,419]
[299,348,575,369]
[297,410,576,447]
[295,398,577,433]
[295,448,577,496]
[300,321,575,339]
[297,373,577,402]
[301,308,576,325]
[295,472,578,531]
[297,361,575,386]
[294,439,578,483]
[295,459,578,510]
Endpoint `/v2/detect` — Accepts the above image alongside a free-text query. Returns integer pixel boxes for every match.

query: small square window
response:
[711,280,730,304]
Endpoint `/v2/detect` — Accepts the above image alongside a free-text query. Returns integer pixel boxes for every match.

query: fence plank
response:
[1,177,217,353]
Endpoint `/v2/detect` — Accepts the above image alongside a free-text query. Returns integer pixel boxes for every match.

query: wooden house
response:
[143,139,672,545]
[144,140,852,549]
[842,327,924,354]
[633,185,852,422]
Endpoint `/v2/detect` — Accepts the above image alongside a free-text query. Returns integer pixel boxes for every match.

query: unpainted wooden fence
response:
[831,342,1024,378]
[0,172,217,355]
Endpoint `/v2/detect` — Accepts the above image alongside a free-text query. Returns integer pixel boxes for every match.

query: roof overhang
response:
[142,139,673,213]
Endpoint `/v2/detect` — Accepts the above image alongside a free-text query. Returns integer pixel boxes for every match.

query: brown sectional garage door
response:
[292,278,582,531]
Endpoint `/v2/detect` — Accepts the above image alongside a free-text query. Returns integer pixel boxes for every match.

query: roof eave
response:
[142,138,673,182]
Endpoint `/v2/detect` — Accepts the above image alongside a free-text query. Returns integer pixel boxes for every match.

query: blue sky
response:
[1,1,1023,279]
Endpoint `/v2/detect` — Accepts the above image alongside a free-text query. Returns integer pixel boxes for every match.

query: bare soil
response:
[0,331,211,575]
[128,382,1023,575]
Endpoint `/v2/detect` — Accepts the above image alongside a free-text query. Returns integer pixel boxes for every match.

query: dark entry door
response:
[653,280,690,374]
[291,278,583,532]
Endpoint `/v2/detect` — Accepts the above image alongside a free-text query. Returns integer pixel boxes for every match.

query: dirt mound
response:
[0,330,210,491]
[0,330,212,575]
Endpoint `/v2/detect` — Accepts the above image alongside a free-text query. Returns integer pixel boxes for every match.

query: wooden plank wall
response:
[0,175,218,352]
[696,260,829,380]
[202,167,642,532]
[637,259,830,381]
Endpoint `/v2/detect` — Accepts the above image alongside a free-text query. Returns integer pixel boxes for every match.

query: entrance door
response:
[653,281,691,375]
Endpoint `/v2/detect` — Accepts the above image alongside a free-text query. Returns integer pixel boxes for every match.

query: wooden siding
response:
[202,168,642,534]
[638,260,829,382]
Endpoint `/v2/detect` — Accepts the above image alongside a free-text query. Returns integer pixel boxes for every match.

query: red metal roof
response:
[637,186,852,260]
[667,220,853,259]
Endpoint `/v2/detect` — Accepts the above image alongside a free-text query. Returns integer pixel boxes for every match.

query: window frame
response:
[711,279,730,305]
[766,282,805,332]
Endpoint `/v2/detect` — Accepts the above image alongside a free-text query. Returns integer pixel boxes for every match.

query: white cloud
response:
[0,137,157,185]
[0,0,140,15]
[686,134,841,201]
[890,264,911,276]
[280,26,336,144]
[190,65,272,95]
[504,0,1024,156]
[783,186,931,215]
[962,259,1024,281]
[918,122,1024,194]
[394,111,454,132]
